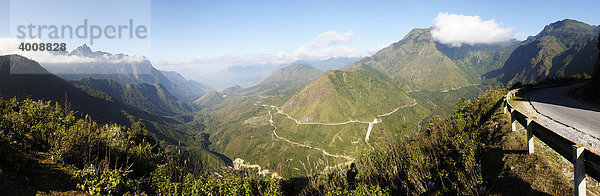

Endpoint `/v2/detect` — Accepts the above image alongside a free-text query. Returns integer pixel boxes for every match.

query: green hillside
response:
[345,28,470,91]
[281,70,414,123]
[0,55,133,125]
[161,70,212,100]
[243,64,323,96]
[73,77,193,117]
[54,45,204,101]
[193,91,226,107]
[498,19,599,84]
[436,41,520,82]
[2,55,203,142]
[221,85,245,96]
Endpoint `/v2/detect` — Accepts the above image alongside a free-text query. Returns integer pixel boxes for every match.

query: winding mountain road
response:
[527,83,600,140]
[262,98,417,146]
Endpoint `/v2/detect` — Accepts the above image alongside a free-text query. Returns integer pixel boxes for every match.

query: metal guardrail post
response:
[574,144,586,196]
[503,97,508,114]
[510,108,517,132]
[527,118,534,154]
[506,86,600,195]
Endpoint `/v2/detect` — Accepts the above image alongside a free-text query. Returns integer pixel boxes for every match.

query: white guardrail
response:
[505,87,600,196]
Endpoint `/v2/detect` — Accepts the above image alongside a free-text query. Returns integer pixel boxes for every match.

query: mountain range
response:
[1,19,598,179]
[241,64,323,96]
[42,44,211,101]
[192,57,361,90]
[0,55,180,126]
[195,19,599,177]
[72,77,193,118]
[281,69,414,122]
[495,19,599,84]
[345,28,471,91]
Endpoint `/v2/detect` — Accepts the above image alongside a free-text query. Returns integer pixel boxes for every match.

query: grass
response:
[282,70,414,123]
[4,88,600,194]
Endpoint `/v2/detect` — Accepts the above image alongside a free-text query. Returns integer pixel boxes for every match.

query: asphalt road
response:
[528,83,600,138]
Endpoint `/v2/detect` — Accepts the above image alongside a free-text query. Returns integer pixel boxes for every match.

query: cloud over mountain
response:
[156,30,364,73]
[0,37,147,64]
[431,13,516,47]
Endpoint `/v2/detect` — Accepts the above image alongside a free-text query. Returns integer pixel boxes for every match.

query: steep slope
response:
[497,19,599,84]
[436,41,520,82]
[161,70,212,100]
[345,28,469,91]
[0,55,144,125]
[295,57,362,71]
[281,70,414,122]
[243,64,323,96]
[43,44,201,101]
[72,77,193,117]
[221,85,245,96]
[193,91,226,107]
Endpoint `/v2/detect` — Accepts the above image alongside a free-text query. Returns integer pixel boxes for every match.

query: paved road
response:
[528,83,600,138]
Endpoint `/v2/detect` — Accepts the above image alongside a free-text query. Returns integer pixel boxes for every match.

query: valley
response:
[0,10,598,194]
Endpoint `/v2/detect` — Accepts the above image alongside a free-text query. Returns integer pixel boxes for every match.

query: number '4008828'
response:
[18,43,66,52]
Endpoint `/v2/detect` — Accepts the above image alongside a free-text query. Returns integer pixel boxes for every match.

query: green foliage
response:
[243,64,324,96]
[499,19,598,85]
[5,86,563,195]
[282,70,414,122]
[300,88,507,195]
[73,77,193,118]
[0,97,284,194]
[345,28,470,91]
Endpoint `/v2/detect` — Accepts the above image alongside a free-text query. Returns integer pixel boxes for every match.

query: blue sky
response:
[1,0,599,79]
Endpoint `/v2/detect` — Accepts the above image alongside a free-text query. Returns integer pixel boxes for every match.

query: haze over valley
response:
[1,1,599,194]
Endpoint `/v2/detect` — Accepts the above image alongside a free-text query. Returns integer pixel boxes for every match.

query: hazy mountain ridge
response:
[193,91,226,107]
[292,57,362,71]
[43,45,208,101]
[241,64,323,96]
[161,70,212,100]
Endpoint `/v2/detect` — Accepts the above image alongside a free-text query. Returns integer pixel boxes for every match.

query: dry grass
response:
[481,109,600,195]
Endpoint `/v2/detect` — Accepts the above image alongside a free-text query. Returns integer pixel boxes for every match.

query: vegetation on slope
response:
[0,97,275,195]
[161,70,212,101]
[243,64,323,96]
[73,77,193,118]
[498,19,599,85]
[55,44,204,102]
[584,32,600,98]
[0,55,134,125]
[1,87,588,195]
[436,41,520,83]
[345,28,470,91]
[282,70,414,123]
[298,87,589,195]
[193,91,226,107]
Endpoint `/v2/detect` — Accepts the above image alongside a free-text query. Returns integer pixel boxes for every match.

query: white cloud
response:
[431,13,516,47]
[99,54,147,64]
[294,30,362,60]
[156,30,366,73]
[0,37,146,64]
[302,30,354,50]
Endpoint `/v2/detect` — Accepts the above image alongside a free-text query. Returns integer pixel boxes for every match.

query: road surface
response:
[528,83,600,140]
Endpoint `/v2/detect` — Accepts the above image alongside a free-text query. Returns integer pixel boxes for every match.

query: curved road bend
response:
[528,83,600,139]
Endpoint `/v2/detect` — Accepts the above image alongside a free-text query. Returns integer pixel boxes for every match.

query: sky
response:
[1,0,600,81]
